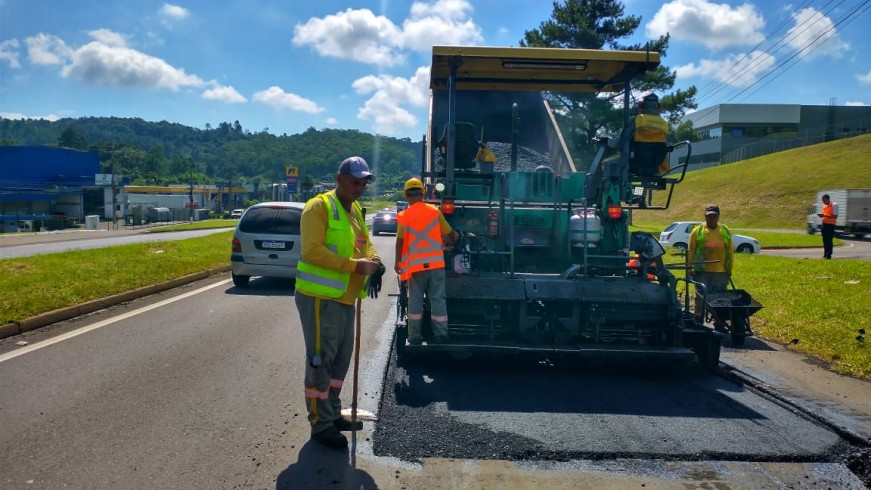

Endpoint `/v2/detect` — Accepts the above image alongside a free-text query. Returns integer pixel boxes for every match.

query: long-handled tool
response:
[342,298,377,423]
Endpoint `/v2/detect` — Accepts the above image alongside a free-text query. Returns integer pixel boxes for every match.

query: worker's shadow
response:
[275,439,378,490]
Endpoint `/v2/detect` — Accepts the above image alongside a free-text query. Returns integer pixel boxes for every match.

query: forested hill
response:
[0,116,422,192]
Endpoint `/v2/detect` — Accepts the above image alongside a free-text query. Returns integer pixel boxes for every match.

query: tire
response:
[232,273,250,287]
[736,243,754,254]
[731,333,747,347]
[673,242,688,253]
[855,233,866,239]
[807,224,816,235]
[372,229,380,236]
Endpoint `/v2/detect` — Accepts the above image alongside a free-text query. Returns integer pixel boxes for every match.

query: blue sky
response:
[1,0,869,140]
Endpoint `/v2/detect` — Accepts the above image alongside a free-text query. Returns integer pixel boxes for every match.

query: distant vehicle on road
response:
[230,202,303,287]
[659,221,760,254]
[229,209,244,219]
[371,210,397,236]
[395,200,409,212]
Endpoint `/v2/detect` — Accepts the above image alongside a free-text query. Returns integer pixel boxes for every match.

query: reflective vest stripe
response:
[431,314,448,323]
[407,312,424,320]
[329,378,343,389]
[296,270,347,291]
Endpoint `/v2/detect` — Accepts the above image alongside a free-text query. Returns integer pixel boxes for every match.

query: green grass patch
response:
[629,224,833,248]
[0,231,232,324]
[148,219,238,232]
[661,251,870,379]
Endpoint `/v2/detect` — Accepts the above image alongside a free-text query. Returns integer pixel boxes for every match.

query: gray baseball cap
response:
[338,156,374,181]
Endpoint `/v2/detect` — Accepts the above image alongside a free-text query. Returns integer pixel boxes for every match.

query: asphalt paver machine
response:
[395,45,719,369]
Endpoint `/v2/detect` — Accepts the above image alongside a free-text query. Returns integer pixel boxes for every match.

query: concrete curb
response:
[0,266,230,340]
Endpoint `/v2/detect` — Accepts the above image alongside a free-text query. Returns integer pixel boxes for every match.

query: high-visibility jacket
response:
[397,202,445,281]
[633,113,668,143]
[295,191,368,299]
[628,256,658,280]
[691,224,732,274]
[822,203,837,225]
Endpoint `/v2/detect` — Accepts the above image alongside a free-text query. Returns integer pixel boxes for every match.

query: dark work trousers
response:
[295,292,355,435]
[821,223,835,259]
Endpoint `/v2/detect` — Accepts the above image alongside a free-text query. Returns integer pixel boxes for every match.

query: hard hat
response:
[637,93,662,113]
[404,178,424,193]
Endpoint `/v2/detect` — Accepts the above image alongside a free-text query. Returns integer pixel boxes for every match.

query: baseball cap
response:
[338,156,374,181]
[705,205,720,215]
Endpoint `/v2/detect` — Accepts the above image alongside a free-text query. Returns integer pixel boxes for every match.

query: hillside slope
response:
[637,133,871,228]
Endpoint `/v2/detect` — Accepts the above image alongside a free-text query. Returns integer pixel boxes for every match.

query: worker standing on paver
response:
[394,178,458,345]
[294,156,385,449]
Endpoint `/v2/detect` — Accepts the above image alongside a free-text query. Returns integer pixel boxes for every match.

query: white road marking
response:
[0,279,230,363]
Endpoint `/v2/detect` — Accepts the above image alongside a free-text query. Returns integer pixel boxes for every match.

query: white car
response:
[230,208,244,219]
[230,202,303,287]
[659,221,760,254]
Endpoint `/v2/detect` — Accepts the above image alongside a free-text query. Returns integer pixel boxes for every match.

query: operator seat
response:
[438,122,481,170]
[627,140,668,178]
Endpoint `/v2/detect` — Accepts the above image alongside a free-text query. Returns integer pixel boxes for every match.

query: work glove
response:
[367,262,386,299]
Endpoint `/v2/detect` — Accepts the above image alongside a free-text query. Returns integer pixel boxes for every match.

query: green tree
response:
[520,0,697,165]
[58,125,88,149]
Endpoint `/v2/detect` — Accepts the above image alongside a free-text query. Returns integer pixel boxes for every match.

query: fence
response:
[720,127,870,165]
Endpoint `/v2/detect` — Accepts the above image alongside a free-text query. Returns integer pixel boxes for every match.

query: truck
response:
[394,45,722,369]
[806,189,871,238]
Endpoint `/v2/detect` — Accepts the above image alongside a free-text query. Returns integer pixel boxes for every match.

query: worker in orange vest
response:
[819,194,839,259]
[394,178,458,345]
[627,254,658,281]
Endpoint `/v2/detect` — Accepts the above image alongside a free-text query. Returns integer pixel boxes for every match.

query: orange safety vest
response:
[822,203,837,225]
[628,257,658,281]
[397,202,445,281]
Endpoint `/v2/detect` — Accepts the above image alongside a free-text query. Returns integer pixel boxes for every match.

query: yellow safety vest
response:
[295,191,368,299]
[691,225,732,273]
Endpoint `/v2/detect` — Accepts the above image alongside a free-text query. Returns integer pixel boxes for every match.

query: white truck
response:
[806,189,871,238]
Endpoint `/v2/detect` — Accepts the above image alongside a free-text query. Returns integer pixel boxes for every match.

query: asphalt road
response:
[0,234,867,488]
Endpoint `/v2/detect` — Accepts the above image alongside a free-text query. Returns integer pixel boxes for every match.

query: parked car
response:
[659,221,761,254]
[230,202,304,287]
[371,209,398,236]
[230,208,244,219]
[395,200,409,212]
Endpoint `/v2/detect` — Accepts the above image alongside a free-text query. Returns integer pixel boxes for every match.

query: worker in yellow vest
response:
[295,156,384,449]
[688,205,734,328]
[394,178,458,345]
[608,93,671,174]
[818,194,839,259]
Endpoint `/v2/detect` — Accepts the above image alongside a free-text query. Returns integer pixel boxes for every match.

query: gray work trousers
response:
[407,267,449,343]
[295,292,355,435]
[694,271,731,321]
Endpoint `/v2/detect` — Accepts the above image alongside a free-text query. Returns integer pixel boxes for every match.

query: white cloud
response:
[160,4,190,20]
[252,86,324,113]
[675,50,776,87]
[352,66,430,135]
[88,29,128,48]
[401,0,482,51]
[292,0,482,66]
[858,70,871,84]
[785,8,848,60]
[647,0,765,50]
[61,41,204,90]
[1,111,61,121]
[293,8,405,66]
[25,33,73,65]
[844,101,866,106]
[0,38,20,68]
[326,117,338,125]
[202,85,247,103]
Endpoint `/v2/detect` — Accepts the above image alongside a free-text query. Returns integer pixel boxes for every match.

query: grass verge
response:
[0,231,232,324]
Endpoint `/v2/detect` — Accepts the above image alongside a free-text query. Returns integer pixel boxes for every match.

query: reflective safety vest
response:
[822,203,837,225]
[691,225,732,273]
[634,113,668,143]
[628,256,658,281]
[295,191,368,299]
[397,202,445,281]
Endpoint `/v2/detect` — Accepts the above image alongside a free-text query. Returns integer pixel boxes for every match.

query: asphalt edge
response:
[0,266,230,340]
[719,362,870,446]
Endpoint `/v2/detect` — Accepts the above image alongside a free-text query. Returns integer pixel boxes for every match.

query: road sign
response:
[285,165,299,177]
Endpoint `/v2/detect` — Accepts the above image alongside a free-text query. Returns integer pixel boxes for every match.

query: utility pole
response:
[111,159,117,230]
[188,160,195,221]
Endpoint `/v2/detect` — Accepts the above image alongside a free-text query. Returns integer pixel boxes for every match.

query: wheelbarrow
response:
[702,288,763,346]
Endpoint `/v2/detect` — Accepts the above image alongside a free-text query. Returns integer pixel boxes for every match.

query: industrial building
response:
[681,104,871,168]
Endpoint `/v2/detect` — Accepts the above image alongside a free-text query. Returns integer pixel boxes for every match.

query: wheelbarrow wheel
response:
[731,332,747,347]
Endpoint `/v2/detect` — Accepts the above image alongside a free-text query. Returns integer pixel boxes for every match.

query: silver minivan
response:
[230,201,304,287]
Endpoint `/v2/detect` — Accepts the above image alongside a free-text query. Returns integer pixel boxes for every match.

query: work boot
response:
[311,426,348,449]
[334,415,364,431]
